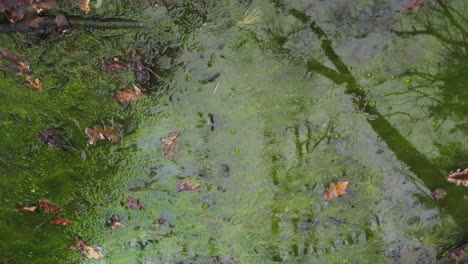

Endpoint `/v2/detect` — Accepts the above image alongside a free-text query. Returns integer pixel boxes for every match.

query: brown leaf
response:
[38,199,61,214]
[85,122,119,144]
[69,238,104,260]
[74,0,91,14]
[323,181,350,200]
[125,197,143,210]
[18,204,37,212]
[0,48,32,75]
[177,180,201,192]
[431,188,446,200]
[113,84,144,104]
[50,217,72,226]
[447,168,468,187]
[25,75,43,91]
[101,57,130,77]
[109,216,126,229]
[38,129,61,147]
[0,0,56,23]
[160,132,181,160]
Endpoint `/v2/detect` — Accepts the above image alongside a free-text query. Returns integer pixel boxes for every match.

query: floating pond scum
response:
[0,0,466,263]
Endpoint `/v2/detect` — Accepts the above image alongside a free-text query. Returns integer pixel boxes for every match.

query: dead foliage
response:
[113,84,144,104]
[125,197,143,210]
[50,217,72,226]
[0,0,56,23]
[323,181,350,200]
[160,132,181,160]
[38,199,61,214]
[69,238,104,259]
[85,121,119,144]
[177,180,201,192]
[447,169,468,187]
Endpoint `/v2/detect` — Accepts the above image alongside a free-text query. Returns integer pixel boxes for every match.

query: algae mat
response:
[0,0,466,263]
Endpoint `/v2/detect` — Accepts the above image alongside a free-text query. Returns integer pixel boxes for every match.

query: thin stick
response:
[213,82,219,94]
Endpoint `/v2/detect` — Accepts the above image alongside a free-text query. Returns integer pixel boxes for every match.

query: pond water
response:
[0,0,466,263]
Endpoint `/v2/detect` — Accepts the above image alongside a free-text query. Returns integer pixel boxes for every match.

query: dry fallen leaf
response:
[109,216,126,229]
[0,0,56,23]
[178,180,201,192]
[113,84,144,104]
[74,0,91,14]
[38,199,61,214]
[160,132,181,160]
[18,204,37,212]
[447,169,468,187]
[69,238,104,260]
[50,217,72,226]
[25,75,43,91]
[0,48,32,75]
[85,122,119,144]
[125,197,143,210]
[323,181,350,200]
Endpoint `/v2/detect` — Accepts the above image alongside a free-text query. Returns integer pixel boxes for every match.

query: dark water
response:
[0,0,466,263]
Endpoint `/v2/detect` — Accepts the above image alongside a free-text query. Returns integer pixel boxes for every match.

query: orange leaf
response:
[69,238,103,259]
[323,181,349,200]
[25,75,43,91]
[113,84,144,104]
[74,0,91,14]
[178,180,201,192]
[85,121,119,144]
[50,217,72,226]
[38,199,61,214]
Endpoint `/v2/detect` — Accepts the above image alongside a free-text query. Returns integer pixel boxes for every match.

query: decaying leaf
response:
[160,132,181,160]
[323,181,350,200]
[109,216,126,229]
[69,238,104,260]
[25,75,43,91]
[38,129,61,147]
[0,48,32,75]
[101,57,130,77]
[85,122,119,144]
[113,84,144,104]
[74,0,91,14]
[0,48,43,91]
[401,0,425,12]
[38,199,61,214]
[431,188,446,200]
[125,197,143,210]
[0,0,56,23]
[447,168,468,187]
[50,217,72,226]
[177,180,201,192]
[18,204,37,212]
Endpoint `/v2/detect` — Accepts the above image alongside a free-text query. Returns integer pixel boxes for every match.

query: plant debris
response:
[125,197,143,210]
[85,122,119,144]
[447,169,468,187]
[50,217,72,227]
[101,57,131,77]
[69,238,104,260]
[431,188,447,200]
[109,216,126,229]
[0,48,43,91]
[18,204,37,212]
[323,181,350,200]
[177,180,201,192]
[160,132,181,160]
[38,199,61,215]
[113,84,144,104]
[0,0,56,23]
[74,0,91,14]
[38,129,61,147]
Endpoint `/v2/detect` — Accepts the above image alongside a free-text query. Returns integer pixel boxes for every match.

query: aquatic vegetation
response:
[232,7,262,29]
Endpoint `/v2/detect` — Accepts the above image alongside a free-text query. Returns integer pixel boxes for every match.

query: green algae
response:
[0,0,467,263]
